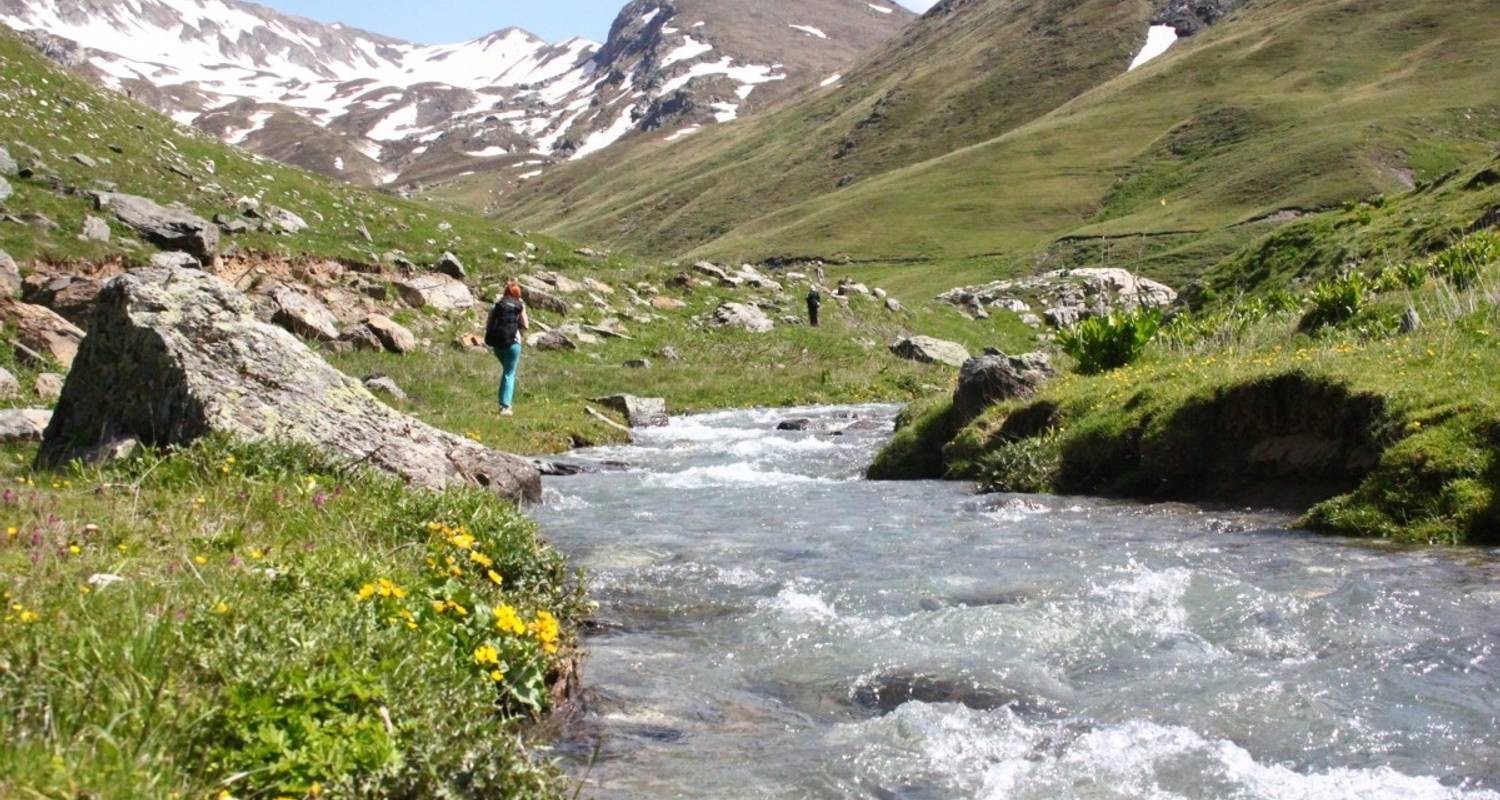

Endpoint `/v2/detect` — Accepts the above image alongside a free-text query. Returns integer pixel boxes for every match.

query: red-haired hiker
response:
[484,282,530,416]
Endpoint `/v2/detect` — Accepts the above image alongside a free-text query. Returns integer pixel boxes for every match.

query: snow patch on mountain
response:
[1128,25,1179,70]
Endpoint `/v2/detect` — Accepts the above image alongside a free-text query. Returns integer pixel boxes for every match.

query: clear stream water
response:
[531,405,1500,800]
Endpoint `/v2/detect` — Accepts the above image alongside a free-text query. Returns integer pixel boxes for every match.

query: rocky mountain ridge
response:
[0,0,910,192]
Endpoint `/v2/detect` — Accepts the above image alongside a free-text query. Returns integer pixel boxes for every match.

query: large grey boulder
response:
[95,192,218,264]
[0,409,51,443]
[520,285,569,315]
[395,273,474,311]
[953,352,1054,422]
[889,336,970,368]
[36,269,540,501]
[79,215,111,242]
[707,302,774,333]
[270,286,341,342]
[593,394,669,428]
[0,299,86,368]
[526,330,577,351]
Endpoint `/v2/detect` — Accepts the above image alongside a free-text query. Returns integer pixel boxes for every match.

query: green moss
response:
[866,399,960,481]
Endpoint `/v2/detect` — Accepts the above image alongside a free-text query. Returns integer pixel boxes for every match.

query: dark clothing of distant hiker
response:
[485,284,530,415]
[806,288,822,328]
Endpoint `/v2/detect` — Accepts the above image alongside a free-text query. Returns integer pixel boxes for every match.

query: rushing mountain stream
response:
[532,405,1500,799]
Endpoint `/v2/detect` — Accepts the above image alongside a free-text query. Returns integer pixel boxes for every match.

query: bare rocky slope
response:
[0,0,909,193]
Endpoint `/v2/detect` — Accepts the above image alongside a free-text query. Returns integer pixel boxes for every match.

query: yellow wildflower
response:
[193,555,208,565]
[18,609,38,624]
[493,604,526,636]
[79,585,90,595]
[450,533,475,550]
[490,669,505,683]
[248,548,265,560]
[213,602,230,615]
[68,544,81,555]
[357,583,377,601]
[529,610,561,655]
[487,569,503,586]
[5,527,16,538]
[469,551,493,568]
[473,644,500,666]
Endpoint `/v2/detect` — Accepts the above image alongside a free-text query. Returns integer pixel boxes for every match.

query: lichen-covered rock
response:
[0,250,19,298]
[95,192,218,264]
[526,330,577,351]
[889,336,970,368]
[0,299,86,368]
[37,269,539,501]
[953,352,1054,422]
[434,251,467,280]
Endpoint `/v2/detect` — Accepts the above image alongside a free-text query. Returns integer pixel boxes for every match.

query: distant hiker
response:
[806,287,823,328]
[485,281,530,416]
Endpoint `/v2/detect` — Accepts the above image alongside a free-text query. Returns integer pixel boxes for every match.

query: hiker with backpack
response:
[806,286,823,327]
[485,281,530,416]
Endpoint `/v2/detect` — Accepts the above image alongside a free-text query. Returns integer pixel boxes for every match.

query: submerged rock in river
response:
[37,269,540,501]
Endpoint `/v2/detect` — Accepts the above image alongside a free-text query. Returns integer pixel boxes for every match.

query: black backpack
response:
[485,297,524,348]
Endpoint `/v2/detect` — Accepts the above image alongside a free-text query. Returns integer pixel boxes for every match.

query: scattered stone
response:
[666,271,695,290]
[33,372,64,401]
[70,153,98,169]
[343,314,416,354]
[651,296,686,311]
[78,214,110,242]
[21,274,103,324]
[526,330,577,351]
[884,297,904,313]
[0,300,86,367]
[262,204,308,234]
[658,346,682,362]
[585,319,632,340]
[575,247,602,258]
[1401,306,1422,334]
[38,270,540,500]
[0,367,17,398]
[96,192,217,264]
[583,277,614,295]
[692,261,730,281]
[837,280,870,296]
[852,670,1064,718]
[20,212,57,230]
[889,336,970,368]
[0,176,12,203]
[706,302,774,333]
[777,419,812,432]
[269,286,341,342]
[0,147,16,176]
[214,214,250,235]
[593,394,669,428]
[623,358,651,369]
[149,251,202,270]
[953,352,1054,422]
[395,273,475,311]
[452,332,487,351]
[363,375,407,402]
[0,408,51,443]
[520,285,568,315]
[0,250,17,298]
[434,251,467,280]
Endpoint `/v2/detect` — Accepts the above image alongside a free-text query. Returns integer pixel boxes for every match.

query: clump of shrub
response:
[1299,271,1367,332]
[1431,231,1499,289]
[976,429,1062,494]
[1057,308,1163,374]
[1373,260,1430,292]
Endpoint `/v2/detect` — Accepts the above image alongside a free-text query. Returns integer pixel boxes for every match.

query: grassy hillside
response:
[0,24,589,274]
[486,0,1500,282]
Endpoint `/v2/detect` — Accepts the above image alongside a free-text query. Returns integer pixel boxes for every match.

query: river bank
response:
[533,403,1500,799]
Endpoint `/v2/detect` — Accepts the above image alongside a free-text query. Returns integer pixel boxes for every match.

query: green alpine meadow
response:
[1,0,1499,796]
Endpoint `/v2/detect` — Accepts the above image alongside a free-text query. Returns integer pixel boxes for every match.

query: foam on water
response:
[641,463,834,489]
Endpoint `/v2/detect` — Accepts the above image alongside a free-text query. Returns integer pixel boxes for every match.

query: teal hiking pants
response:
[495,343,522,409]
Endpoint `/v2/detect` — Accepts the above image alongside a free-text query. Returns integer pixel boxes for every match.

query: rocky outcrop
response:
[593,394,669,428]
[94,192,218,264]
[953,353,1054,423]
[706,302,774,333]
[395,274,474,311]
[0,299,86,367]
[526,330,577,351]
[1152,0,1245,35]
[37,269,540,501]
[889,336,970,368]
[938,268,1176,329]
[22,274,105,325]
[521,285,569,315]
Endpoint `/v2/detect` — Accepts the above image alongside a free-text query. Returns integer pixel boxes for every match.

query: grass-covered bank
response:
[0,438,588,799]
[872,227,1500,545]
